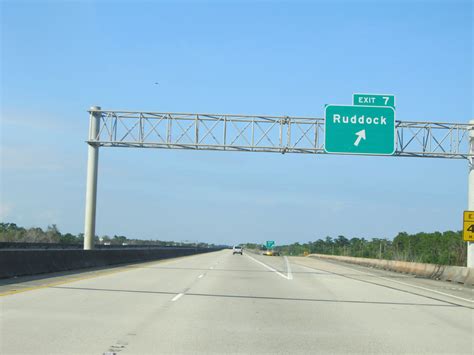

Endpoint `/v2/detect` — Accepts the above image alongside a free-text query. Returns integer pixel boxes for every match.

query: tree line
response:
[0,223,215,248]
[245,230,466,266]
[2,223,466,265]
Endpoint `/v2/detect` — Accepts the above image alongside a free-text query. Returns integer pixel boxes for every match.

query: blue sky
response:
[1,0,472,245]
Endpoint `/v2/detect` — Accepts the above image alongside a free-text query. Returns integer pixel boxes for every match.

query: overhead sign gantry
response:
[83,93,474,267]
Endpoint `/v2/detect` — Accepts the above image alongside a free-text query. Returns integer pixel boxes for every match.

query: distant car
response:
[233,246,243,255]
[262,250,280,256]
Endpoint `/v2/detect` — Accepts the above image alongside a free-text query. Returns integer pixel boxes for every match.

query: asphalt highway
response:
[1,250,472,354]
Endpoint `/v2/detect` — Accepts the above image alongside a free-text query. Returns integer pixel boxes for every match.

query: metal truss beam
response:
[83,107,474,266]
[87,110,472,159]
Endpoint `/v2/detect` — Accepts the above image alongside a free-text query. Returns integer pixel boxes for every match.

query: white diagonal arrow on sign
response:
[354,129,366,146]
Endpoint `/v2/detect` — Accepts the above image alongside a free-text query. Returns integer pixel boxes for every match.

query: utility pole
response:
[468,120,474,267]
[84,106,101,250]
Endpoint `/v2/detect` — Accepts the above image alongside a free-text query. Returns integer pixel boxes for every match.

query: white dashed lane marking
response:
[171,293,184,302]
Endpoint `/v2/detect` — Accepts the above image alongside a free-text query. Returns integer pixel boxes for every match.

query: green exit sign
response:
[353,93,395,109]
[266,240,275,249]
[325,105,396,155]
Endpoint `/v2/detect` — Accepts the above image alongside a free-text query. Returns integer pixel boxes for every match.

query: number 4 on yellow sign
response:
[463,223,474,241]
[463,211,474,241]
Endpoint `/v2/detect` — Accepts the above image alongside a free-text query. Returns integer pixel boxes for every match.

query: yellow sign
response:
[463,211,474,241]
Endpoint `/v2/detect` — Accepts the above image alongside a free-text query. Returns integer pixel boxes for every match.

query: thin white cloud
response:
[1,146,68,172]
[0,202,12,220]
[0,108,75,132]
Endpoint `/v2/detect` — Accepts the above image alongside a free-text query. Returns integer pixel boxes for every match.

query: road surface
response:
[1,250,473,354]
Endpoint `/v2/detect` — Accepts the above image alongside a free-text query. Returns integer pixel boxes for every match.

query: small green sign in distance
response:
[325,105,395,155]
[353,93,395,109]
[266,240,275,249]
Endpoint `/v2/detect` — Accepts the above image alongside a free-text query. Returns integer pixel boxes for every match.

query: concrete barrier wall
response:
[0,242,213,250]
[0,248,221,279]
[309,254,474,286]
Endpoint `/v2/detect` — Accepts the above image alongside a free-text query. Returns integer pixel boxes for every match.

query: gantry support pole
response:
[83,106,101,250]
[467,120,474,267]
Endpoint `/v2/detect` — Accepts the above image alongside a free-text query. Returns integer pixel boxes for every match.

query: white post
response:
[84,106,101,250]
[468,120,474,267]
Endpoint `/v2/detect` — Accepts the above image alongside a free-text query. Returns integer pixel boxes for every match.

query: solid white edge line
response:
[284,256,293,280]
[171,293,184,302]
[308,259,473,303]
[245,253,291,280]
[378,276,473,303]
